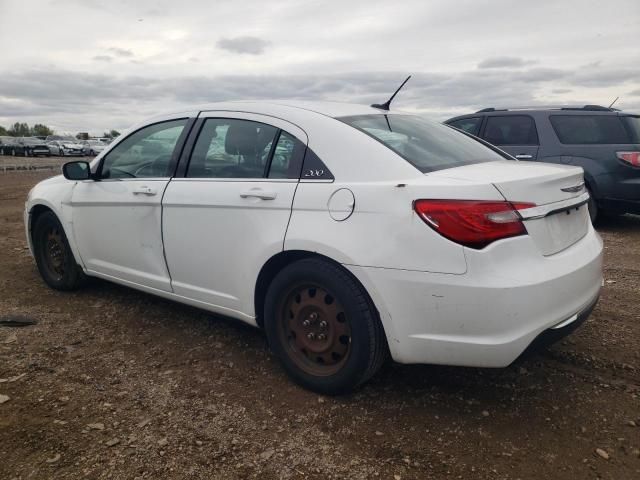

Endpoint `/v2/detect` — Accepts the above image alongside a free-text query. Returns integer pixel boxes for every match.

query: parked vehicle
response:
[80,140,106,156]
[445,105,640,222]
[0,136,18,155]
[47,140,85,156]
[17,137,51,157]
[25,101,603,394]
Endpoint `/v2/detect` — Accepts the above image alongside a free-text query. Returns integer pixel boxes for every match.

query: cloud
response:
[628,89,640,97]
[216,36,270,55]
[1,60,639,132]
[108,47,134,57]
[92,55,113,62]
[478,56,535,69]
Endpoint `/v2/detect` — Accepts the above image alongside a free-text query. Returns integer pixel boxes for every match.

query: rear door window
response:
[550,115,632,144]
[448,117,482,136]
[187,119,278,178]
[483,115,539,146]
[266,131,306,179]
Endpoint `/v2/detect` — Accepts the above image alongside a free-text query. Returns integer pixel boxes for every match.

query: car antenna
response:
[371,75,411,111]
[608,96,619,108]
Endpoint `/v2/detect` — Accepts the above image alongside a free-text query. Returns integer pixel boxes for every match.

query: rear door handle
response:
[515,154,533,159]
[240,189,277,200]
[132,186,157,196]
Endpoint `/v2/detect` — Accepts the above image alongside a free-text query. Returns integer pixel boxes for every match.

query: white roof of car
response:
[194,100,400,118]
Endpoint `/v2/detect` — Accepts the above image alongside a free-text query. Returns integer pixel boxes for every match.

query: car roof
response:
[470,105,635,115]
[192,100,402,118]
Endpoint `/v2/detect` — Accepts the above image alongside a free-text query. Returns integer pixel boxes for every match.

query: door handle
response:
[240,189,277,200]
[132,186,157,196]
[515,154,533,160]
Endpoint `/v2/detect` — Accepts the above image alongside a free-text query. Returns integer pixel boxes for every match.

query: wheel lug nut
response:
[307,332,316,340]
[310,312,318,320]
[302,319,311,327]
[319,320,328,329]
[317,333,326,341]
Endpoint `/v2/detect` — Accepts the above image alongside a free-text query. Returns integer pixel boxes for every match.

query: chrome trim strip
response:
[518,191,590,220]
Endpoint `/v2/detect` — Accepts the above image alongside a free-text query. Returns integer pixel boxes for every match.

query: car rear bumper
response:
[347,226,603,367]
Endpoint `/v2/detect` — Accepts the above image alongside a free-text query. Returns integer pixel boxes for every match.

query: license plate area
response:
[523,204,590,256]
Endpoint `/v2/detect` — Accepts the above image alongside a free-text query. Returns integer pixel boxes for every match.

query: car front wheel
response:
[264,257,387,394]
[33,211,86,290]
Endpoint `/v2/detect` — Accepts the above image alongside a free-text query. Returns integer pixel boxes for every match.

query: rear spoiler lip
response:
[516,191,590,220]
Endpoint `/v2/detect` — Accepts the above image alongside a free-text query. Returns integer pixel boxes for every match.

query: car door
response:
[70,116,193,292]
[162,112,307,319]
[481,115,540,160]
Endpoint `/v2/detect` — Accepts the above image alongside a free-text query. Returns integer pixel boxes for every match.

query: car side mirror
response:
[62,161,92,180]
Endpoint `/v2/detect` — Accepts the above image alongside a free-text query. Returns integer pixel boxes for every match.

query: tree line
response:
[0,122,120,139]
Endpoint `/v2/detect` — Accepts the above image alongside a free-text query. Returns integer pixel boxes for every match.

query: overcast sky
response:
[1,0,639,135]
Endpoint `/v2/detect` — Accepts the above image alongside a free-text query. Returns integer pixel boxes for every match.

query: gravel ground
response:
[1,170,638,480]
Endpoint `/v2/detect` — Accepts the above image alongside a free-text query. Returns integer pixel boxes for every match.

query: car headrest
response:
[225,122,258,156]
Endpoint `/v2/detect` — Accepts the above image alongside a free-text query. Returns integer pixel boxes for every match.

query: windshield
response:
[339,114,506,173]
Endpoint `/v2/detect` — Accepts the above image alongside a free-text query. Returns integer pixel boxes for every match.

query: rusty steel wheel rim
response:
[44,227,65,280]
[278,284,352,376]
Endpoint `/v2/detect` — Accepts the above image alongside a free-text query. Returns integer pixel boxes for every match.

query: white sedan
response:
[24,101,603,394]
[47,140,85,156]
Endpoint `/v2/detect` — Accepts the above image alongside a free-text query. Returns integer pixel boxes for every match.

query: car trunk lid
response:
[429,160,590,255]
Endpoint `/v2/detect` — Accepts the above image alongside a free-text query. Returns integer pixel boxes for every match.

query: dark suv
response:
[445,106,640,221]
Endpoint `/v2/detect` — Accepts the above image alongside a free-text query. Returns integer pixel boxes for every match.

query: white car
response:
[81,140,107,156]
[24,101,603,394]
[47,140,85,156]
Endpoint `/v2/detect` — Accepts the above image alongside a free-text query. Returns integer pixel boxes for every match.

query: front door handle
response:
[515,154,533,160]
[132,186,157,196]
[240,189,277,200]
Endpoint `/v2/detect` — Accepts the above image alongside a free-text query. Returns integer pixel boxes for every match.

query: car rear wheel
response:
[33,211,86,291]
[264,258,387,394]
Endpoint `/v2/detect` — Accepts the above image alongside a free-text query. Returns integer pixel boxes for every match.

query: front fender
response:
[26,178,85,269]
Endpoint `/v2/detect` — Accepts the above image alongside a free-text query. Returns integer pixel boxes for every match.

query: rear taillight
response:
[413,200,536,249]
[616,151,640,167]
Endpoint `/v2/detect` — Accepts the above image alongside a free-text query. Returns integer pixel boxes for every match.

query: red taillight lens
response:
[413,200,536,249]
[616,151,640,167]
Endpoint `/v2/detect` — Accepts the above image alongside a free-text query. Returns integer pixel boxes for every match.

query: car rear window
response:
[339,114,505,173]
[550,115,633,144]
[621,116,640,143]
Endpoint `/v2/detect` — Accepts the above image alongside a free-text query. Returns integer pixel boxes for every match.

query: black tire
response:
[587,188,598,224]
[32,211,86,290]
[264,257,387,394]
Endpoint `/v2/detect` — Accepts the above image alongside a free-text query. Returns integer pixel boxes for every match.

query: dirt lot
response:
[0,168,638,480]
